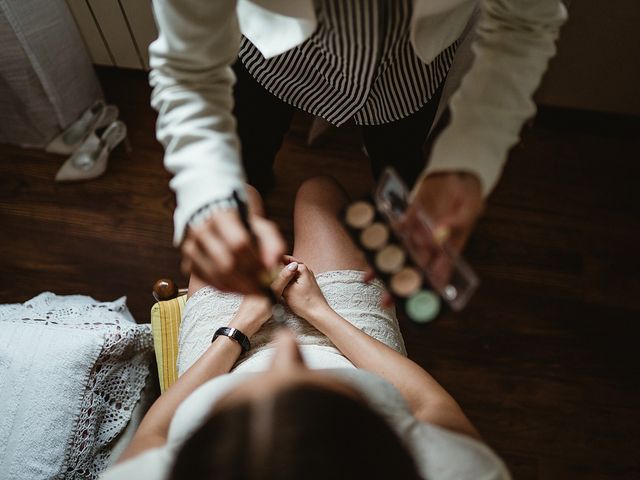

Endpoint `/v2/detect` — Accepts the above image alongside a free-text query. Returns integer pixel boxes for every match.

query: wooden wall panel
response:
[66,0,640,115]
[537,0,640,115]
[119,0,158,69]
[65,0,113,66]
[87,0,143,69]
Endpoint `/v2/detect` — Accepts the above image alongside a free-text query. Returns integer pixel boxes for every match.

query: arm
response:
[117,302,258,462]
[418,0,568,196]
[149,1,286,292]
[283,263,479,439]
[316,305,479,439]
[149,0,244,246]
[407,0,567,256]
[118,264,299,463]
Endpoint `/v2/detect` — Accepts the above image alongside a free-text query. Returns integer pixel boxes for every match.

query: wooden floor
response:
[1,67,639,478]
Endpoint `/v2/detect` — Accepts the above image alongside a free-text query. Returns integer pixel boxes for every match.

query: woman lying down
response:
[101,177,509,480]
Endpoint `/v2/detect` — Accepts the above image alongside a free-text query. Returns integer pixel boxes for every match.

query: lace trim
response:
[178,270,406,375]
[0,293,154,480]
[60,326,153,479]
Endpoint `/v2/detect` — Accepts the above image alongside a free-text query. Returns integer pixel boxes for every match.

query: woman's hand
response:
[281,259,330,321]
[229,258,300,336]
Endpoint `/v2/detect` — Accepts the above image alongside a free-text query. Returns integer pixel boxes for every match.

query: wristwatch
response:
[212,326,251,353]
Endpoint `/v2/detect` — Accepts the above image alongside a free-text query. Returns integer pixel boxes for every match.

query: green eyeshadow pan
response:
[406,290,440,323]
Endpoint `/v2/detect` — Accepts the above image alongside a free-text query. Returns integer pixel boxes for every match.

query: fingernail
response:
[433,226,450,245]
[287,262,299,271]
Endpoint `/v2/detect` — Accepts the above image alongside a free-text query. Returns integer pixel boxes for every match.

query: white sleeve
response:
[149,0,246,245]
[408,422,511,480]
[99,448,173,480]
[418,0,568,196]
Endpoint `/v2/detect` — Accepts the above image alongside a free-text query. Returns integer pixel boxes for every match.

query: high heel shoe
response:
[55,121,128,182]
[46,100,119,155]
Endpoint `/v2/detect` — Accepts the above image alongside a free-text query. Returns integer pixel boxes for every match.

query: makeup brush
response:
[233,190,287,325]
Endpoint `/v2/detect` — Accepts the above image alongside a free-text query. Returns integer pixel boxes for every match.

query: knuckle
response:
[221,255,245,276]
[194,232,214,250]
[192,218,216,236]
[182,241,196,257]
[260,219,279,237]
[227,233,251,255]
[217,257,236,276]
[188,223,205,236]
[278,269,289,279]
[264,218,278,230]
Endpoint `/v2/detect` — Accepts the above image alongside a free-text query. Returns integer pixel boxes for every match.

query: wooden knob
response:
[153,278,178,301]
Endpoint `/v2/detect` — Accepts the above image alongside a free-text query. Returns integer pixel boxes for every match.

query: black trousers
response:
[232,60,443,193]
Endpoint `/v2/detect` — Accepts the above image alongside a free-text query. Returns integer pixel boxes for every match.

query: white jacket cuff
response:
[172,172,246,246]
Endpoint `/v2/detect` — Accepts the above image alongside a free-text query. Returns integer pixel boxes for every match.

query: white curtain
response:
[0,0,102,148]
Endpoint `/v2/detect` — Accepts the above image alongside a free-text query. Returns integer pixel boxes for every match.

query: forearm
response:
[118,299,264,462]
[149,0,244,245]
[309,305,479,438]
[420,0,567,196]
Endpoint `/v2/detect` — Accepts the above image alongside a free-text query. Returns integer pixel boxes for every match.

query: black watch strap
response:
[212,326,251,353]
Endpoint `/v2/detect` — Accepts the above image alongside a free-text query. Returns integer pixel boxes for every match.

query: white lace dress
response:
[177,270,406,375]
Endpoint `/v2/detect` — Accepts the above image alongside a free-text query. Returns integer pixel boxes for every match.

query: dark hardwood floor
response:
[1,67,639,478]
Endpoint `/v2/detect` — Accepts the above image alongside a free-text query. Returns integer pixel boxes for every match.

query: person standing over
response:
[149,0,567,292]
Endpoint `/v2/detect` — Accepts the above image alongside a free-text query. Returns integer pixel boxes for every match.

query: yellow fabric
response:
[150,295,186,393]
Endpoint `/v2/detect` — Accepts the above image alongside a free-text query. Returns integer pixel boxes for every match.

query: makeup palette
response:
[342,168,479,324]
[344,199,442,323]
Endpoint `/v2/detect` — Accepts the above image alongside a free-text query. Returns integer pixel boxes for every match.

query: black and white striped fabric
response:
[238,0,458,127]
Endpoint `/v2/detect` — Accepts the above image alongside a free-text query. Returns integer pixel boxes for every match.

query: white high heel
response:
[45,100,119,155]
[55,121,129,183]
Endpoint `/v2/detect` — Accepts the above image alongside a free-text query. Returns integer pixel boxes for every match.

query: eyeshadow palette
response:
[344,199,442,323]
[342,168,479,323]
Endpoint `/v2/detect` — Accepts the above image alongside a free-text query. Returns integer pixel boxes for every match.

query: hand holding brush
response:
[233,190,289,324]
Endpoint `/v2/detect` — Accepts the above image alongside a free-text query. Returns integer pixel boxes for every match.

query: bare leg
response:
[187,185,265,296]
[292,176,368,274]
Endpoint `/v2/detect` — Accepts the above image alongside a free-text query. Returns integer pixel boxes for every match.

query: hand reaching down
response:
[181,209,286,294]
[363,171,483,304]
[405,171,483,290]
[409,171,484,256]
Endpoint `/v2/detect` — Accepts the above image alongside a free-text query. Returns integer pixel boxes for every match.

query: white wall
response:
[66,0,640,116]
[536,0,640,116]
[65,0,157,70]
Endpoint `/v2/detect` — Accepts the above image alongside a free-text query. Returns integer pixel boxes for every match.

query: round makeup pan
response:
[390,267,422,297]
[360,222,389,250]
[375,244,406,274]
[345,201,375,229]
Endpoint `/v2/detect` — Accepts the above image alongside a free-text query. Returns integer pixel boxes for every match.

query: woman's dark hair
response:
[169,384,422,479]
